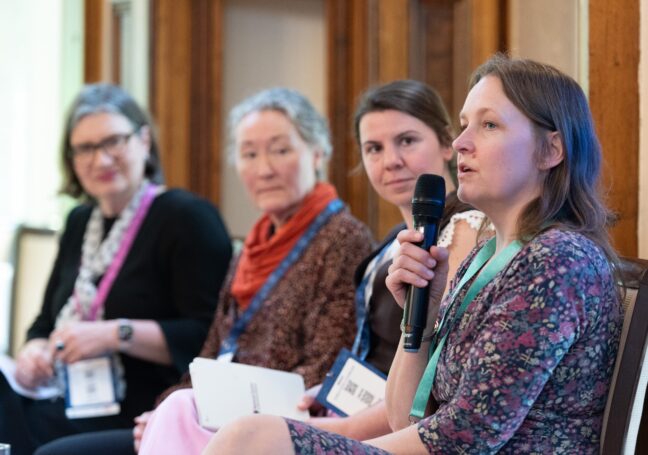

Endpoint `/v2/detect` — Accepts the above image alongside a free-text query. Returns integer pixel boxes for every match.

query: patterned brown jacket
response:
[158,208,374,403]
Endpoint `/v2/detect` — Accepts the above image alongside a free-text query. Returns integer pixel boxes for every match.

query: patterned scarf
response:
[230,182,339,310]
[56,180,154,326]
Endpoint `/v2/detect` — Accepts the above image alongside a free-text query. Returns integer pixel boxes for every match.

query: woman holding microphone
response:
[203,55,621,454]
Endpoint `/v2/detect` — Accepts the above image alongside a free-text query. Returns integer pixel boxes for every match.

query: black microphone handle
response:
[403,219,440,352]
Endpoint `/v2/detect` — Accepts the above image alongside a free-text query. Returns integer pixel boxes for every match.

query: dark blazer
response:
[354,224,405,374]
[353,192,474,374]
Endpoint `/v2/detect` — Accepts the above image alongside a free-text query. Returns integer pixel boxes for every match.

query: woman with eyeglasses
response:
[33,87,373,455]
[0,83,232,454]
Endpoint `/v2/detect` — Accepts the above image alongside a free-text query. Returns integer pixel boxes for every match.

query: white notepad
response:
[189,357,309,430]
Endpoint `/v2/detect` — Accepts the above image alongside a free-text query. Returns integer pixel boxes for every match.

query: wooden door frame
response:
[589,0,639,257]
[149,0,224,204]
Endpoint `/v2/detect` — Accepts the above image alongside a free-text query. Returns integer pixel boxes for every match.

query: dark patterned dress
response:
[286,229,621,454]
[287,418,391,454]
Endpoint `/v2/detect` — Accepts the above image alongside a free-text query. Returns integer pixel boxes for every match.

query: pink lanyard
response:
[76,184,159,321]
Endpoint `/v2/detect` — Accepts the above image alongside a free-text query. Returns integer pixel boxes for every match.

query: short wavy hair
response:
[60,83,163,199]
[227,88,332,178]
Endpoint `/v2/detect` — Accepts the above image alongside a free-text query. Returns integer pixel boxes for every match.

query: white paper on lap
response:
[190,357,309,430]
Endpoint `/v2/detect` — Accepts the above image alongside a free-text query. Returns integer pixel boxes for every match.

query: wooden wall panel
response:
[410,0,455,116]
[348,0,379,230]
[326,0,353,210]
[326,0,378,235]
[373,0,411,239]
[110,7,122,84]
[376,0,408,82]
[84,0,104,83]
[452,0,504,119]
[326,0,504,239]
[470,0,503,65]
[589,0,639,257]
[151,0,223,204]
[152,1,191,191]
[410,0,505,134]
[190,0,223,204]
[326,0,412,239]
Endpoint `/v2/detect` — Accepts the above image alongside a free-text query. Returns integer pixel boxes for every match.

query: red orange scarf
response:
[230,182,339,310]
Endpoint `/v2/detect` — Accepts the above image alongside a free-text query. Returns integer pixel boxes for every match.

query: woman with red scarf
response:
[134,87,373,454]
[35,87,373,455]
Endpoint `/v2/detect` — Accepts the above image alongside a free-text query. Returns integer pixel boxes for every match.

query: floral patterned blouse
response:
[417,228,621,454]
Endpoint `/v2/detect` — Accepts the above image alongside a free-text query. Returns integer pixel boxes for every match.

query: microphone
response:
[402,174,446,352]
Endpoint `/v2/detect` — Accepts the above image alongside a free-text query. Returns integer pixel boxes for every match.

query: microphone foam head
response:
[412,174,445,219]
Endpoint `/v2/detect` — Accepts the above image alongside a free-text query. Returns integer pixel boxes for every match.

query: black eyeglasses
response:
[70,131,137,164]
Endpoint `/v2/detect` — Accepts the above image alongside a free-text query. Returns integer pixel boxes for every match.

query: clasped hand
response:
[385,229,449,326]
[49,320,118,363]
[14,338,53,389]
[15,320,118,390]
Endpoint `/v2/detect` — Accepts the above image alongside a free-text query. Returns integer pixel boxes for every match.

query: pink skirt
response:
[139,388,215,455]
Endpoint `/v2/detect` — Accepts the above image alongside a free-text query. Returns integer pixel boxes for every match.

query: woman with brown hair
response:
[296,79,483,441]
[204,55,621,454]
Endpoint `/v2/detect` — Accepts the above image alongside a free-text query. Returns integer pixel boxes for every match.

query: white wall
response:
[0,0,84,239]
[0,0,84,352]
[221,0,326,237]
[0,1,62,236]
[109,0,150,107]
[508,0,588,87]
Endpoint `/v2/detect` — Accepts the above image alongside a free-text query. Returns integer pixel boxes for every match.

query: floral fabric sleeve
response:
[417,231,620,454]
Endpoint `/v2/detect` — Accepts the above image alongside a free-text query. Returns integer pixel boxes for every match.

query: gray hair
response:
[227,88,332,171]
[61,83,163,198]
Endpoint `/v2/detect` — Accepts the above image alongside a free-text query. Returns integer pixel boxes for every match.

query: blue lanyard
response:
[409,237,523,421]
[351,241,393,360]
[218,199,345,358]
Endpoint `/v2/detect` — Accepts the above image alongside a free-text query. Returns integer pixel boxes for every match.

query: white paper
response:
[190,357,309,430]
[326,356,386,416]
[66,357,115,407]
[0,353,60,400]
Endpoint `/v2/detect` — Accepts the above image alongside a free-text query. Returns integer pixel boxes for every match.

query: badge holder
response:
[62,356,121,419]
[315,348,387,417]
[216,340,236,363]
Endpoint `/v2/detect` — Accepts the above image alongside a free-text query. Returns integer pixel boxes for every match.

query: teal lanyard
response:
[409,237,523,421]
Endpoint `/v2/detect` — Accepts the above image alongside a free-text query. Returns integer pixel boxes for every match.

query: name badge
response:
[63,356,121,419]
[316,348,386,417]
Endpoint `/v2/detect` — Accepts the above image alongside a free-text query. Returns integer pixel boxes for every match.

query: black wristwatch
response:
[117,319,134,351]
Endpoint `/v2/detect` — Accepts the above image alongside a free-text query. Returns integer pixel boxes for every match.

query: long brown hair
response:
[470,54,618,267]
